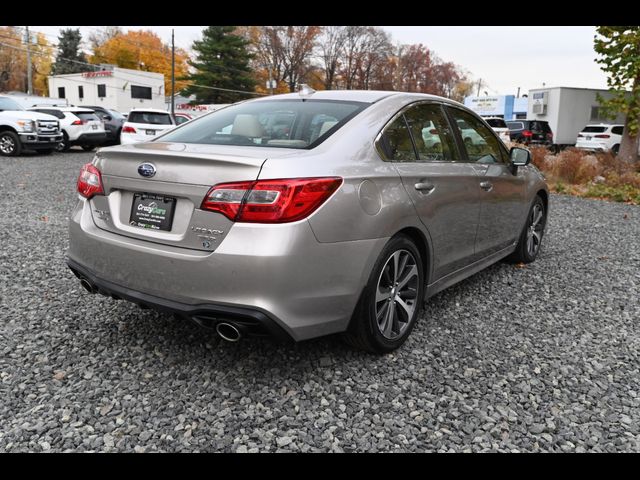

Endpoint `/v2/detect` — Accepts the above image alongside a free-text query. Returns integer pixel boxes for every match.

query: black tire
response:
[343,234,425,354]
[507,195,547,264]
[611,144,620,155]
[0,131,22,157]
[39,149,55,155]
[56,132,70,152]
[81,145,95,152]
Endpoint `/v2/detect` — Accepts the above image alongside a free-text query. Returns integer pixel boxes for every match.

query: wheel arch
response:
[0,125,19,134]
[536,189,548,211]
[394,226,432,286]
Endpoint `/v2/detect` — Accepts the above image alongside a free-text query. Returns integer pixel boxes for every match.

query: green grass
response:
[584,184,640,204]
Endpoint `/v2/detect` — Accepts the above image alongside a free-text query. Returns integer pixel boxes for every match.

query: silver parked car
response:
[67,90,548,353]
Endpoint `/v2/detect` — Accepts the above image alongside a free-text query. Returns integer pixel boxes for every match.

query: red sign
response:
[82,71,113,78]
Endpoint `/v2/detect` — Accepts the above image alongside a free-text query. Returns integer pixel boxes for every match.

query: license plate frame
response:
[146,129,156,135]
[129,193,176,232]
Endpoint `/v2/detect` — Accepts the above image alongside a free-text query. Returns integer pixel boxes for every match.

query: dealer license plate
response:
[146,129,156,135]
[129,193,176,232]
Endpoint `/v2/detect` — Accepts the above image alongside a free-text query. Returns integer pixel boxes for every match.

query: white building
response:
[48,66,165,113]
[527,86,626,146]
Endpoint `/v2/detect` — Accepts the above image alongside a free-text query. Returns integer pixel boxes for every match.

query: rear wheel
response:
[0,131,22,156]
[508,195,546,264]
[611,144,620,155]
[343,235,425,353]
[56,132,70,152]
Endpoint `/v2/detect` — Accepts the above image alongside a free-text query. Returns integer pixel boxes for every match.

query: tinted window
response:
[160,100,367,149]
[485,118,507,128]
[0,97,25,111]
[582,126,607,133]
[530,121,550,133]
[131,85,152,100]
[97,84,106,98]
[127,112,173,125]
[403,103,459,162]
[506,121,524,131]
[75,112,100,122]
[448,107,508,164]
[611,126,624,135]
[174,115,190,125]
[377,115,415,162]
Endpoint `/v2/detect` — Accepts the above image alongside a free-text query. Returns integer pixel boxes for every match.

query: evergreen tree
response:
[51,28,90,75]
[181,26,256,104]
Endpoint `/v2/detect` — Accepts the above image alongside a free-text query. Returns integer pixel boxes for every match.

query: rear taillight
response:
[429,129,438,134]
[201,177,343,223]
[594,134,610,138]
[122,126,136,133]
[77,163,104,199]
[523,130,533,138]
[578,134,584,138]
[71,120,87,125]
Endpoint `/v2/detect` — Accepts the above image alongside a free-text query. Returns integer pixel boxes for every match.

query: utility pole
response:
[268,63,274,95]
[171,29,175,117]
[25,26,33,95]
[516,86,520,98]
[476,78,482,97]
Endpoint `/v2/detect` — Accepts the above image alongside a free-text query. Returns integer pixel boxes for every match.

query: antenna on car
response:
[298,84,316,97]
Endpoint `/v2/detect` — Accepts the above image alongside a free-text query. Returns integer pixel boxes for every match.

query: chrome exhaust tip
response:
[80,278,96,294]
[216,322,242,342]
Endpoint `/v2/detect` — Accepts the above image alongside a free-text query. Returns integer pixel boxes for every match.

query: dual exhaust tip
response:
[77,276,243,342]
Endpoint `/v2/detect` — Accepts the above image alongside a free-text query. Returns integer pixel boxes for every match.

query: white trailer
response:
[527,86,626,147]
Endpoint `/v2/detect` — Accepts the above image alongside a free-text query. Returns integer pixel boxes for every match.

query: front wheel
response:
[343,235,425,353]
[508,195,547,264]
[56,132,70,152]
[0,131,22,156]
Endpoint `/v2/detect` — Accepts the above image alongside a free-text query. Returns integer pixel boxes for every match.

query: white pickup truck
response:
[0,95,63,156]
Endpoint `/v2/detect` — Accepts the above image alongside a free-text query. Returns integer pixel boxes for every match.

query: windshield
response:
[159,99,368,149]
[128,111,173,125]
[0,97,25,111]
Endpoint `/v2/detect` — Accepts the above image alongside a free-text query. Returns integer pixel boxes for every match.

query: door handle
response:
[414,182,435,193]
[480,181,493,192]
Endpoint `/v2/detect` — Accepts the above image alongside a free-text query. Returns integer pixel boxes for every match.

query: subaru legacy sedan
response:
[67,89,548,353]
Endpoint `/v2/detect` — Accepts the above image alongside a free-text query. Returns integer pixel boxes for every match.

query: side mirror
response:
[510,146,531,167]
[103,115,112,121]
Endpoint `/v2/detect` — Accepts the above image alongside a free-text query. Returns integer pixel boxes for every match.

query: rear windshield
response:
[530,121,550,133]
[158,99,368,149]
[506,121,524,131]
[581,126,607,133]
[75,112,100,122]
[485,118,507,128]
[128,111,173,125]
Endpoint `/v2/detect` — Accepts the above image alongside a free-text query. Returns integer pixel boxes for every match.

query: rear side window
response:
[403,103,459,162]
[75,112,100,122]
[128,112,173,125]
[506,121,524,131]
[377,115,415,162]
[611,126,624,135]
[530,121,550,133]
[581,126,607,133]
[485,118,507,128]
[160,99,367,149]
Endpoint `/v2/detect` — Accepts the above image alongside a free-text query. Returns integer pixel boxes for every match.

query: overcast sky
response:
[33,26,608,96]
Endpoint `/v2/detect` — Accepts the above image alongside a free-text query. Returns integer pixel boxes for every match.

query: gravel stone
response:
[0,152,638,452]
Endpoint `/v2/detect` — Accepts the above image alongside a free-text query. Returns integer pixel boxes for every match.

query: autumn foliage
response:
[90,30,190,96]
[0,26,53,96]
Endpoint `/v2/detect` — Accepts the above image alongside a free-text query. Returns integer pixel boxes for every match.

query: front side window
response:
[448,107,508,164]
[403,103,459,162]
[160,99,367,149]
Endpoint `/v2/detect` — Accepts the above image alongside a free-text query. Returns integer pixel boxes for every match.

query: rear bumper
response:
[575,141,608,152]
[72,132,107,145]
[67,257,292,341]
[67,197,386,341]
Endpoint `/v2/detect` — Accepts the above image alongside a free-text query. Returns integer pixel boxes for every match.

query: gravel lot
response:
[0,150,639,453]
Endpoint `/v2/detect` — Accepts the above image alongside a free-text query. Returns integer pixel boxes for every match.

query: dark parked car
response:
[81,105,126,145]
[506,120,553,146]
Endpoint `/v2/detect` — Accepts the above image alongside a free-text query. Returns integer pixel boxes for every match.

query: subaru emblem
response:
[138,163,156,178]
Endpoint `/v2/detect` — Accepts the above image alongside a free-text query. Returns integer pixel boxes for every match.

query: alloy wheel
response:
[526,203,545,257]
[375,249,419,340]
[0,135,16,154]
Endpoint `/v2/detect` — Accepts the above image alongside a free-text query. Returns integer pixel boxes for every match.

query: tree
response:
[181,26,256,103]
[51,28,89,75]
[90,30,190,96]
[0,27,53,95]
[318,26,348,89]
[594,26,640,163]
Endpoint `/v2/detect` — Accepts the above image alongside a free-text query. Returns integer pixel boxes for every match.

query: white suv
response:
[28,106,107,152]
[483,117,511,145]
[575,124,624,154]
[120,108,176,145]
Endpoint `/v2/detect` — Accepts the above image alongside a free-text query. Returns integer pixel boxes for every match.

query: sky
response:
[32,26,609,97]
